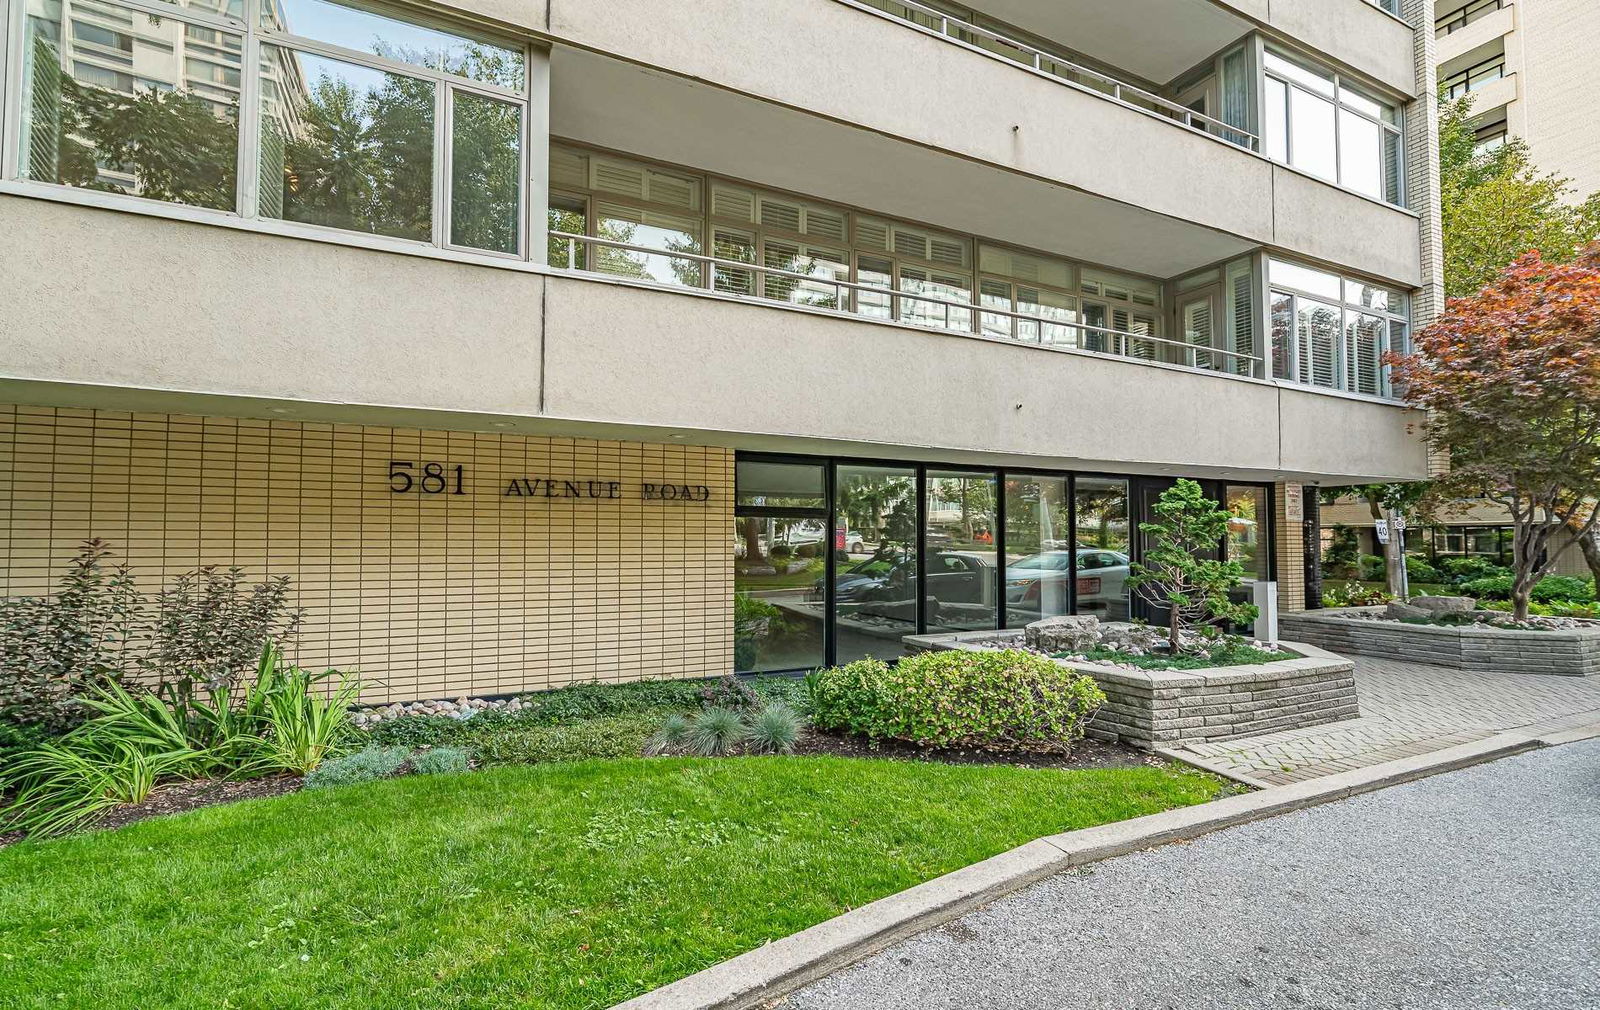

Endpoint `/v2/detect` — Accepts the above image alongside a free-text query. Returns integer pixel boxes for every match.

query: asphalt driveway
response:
[786,739,1600,1010]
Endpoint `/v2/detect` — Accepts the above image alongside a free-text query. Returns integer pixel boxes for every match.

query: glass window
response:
[1297,298,1342,389]
[833,465,918,663]
[763,242,849,310]
[20,0,241,211]
[735,460,826,509]
[593,203,702,286]
[1288,86,1337,182]
[854,255,895,321]
[258,46,435,241]
[449,90,521,254]
[1004,475,1071,628]
[1271,257,1409,394]
[1271,291,1294,380]
[1270,259,1341,300]
[547,193,587,268]
[1338,109,1382,199]
[1225,486,1270,581]
[263,0,525,90]
[733,515,826,673]
[1264,77,1289,163]
[1073,478,1130,622]
[924,471,998,633]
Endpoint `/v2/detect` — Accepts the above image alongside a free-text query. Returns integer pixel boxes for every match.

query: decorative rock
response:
[1411,596,1475,614]
[1099,622,1169,655]
[1024,615,1101,653]
[1386,602,1430,621]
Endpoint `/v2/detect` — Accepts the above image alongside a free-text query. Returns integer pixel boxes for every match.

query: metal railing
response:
[1436,0,1504,37]
[1442,54,1506,100]
[550,231,1265,377]
[842,0,1260,153]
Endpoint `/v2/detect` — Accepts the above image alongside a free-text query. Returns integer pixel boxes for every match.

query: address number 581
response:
[388,460,466,495]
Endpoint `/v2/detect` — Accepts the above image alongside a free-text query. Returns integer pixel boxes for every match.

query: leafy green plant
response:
[1321,582,1394,608]
[367,714,466,747]
[1125,480,1258,652]
[700,675,760,712]
[1,737,198,838]
[144,565,304,701]
[686,707,747,757]
[1405,555,1443,585]
[809,650,1106,753]
[1357,554,1386,582]
[469,717,657,766]
[1321,525,1361,581]
[255,646,361,775]
[1532,576,1595,604]
[302,746,410,790]
[1437,556,1511,585]
[746,703,801,755]
[0,539,143,732]
[410,746,469,776]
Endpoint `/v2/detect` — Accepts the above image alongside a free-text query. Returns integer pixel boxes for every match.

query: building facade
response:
[1436,0,1600,194]
[1,0,1437,701]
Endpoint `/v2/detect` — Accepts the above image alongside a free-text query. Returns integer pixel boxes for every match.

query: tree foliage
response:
[1386,248,1600,619]
[1440,95,1600,298]
[1125,480,1258,652]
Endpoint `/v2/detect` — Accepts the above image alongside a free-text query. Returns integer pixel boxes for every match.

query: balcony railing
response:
[550,231,1265,378]
[1436,0,1504,37]
[839,0,1259,153]
[1442,54,1506,100]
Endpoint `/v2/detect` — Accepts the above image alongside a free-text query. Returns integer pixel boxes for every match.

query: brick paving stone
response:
[1167,657,1600,782]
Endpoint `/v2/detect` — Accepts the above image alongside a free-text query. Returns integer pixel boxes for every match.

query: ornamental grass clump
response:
[746,702,801,755]
[686,706,747,757]
[808,650,1105,753]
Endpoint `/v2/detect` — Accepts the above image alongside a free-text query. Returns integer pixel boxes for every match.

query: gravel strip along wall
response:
[902,633,1358,749]
[1280,608,1600,678]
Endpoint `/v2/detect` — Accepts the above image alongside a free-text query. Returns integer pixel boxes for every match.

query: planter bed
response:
[1281,607,1600,677]
[903,630,1357,749]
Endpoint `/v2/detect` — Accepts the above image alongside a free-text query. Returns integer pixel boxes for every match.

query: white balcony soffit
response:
[1437,4,1514,65]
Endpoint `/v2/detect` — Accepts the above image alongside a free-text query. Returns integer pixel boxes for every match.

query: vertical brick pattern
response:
[1274,482,1307,613]
[0,405,735,703]
[1402,0,1451,478]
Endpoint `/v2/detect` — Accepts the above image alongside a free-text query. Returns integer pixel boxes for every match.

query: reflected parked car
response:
[1005,549,1130,618]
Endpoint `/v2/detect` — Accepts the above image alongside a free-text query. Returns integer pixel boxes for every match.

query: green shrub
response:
[367,714,466,748]
[469,717,656,766]
[747,703,801,755]
[809,650,1106,752]
[1439,557,1510,584]
[1321,525,1361,580]
[1357,554,1386,581]
[1460,574,1514,600]
[1405,556,1443,585]
[687,707,747,757]
[302,746,410,790]
[1321,582,1393,607]
[1532,576,1595,603]
[410,746,469,776]
[0,719,50,769]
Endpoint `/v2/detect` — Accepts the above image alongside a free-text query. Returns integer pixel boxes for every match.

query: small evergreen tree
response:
[1126,480,1259,653]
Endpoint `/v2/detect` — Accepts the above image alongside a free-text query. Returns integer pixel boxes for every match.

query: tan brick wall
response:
[1274,482,1307,613]
[0,404,734,703]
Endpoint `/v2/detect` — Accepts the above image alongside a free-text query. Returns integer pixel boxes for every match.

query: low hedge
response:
[1460,574,1596,603]
[808,649,1105,753]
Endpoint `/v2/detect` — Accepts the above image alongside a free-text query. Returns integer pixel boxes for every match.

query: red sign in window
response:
[1077,577,1101,596]
[835,527,847,549]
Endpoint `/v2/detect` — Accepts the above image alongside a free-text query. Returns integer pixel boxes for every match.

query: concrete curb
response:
[610,729,1562,1010]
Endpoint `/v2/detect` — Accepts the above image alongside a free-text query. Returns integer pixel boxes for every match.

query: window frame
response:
[1267,256,1409,398]
[1262,46,1405,208]
[0,0,533,257]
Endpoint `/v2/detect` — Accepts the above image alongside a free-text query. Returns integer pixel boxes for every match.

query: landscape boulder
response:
[1411,595,1476,615]
[1385,601,1430,621]
[1024,615,1101,653]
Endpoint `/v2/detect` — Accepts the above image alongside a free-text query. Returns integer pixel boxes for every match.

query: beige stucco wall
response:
[0,405,734,703]
[1507,0,1600,199]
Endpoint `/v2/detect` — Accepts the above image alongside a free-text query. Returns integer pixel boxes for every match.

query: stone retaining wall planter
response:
[901,631,1358,750]
[1280,608,1600,677]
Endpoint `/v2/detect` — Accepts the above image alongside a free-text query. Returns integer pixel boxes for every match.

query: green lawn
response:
[0,756,1219,1009]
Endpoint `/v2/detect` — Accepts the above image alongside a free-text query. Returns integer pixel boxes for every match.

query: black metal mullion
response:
[1067,473,1079,616]
[995,470,1008,631]
[915,465,928,636]
[824,463,837,669]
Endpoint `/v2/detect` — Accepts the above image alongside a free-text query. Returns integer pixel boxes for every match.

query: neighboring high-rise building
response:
[1436,0,1600,194]
[0,0,1441,700]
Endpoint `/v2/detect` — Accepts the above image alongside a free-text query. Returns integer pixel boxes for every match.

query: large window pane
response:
[1338,109,1382,199]
[593,203,701,286]
[1225,486,1270,581]
[1004,475,1071,629]
[1073,478,1130,622]
[1264,77,1289,163]
[258,45,434,241]
[1347,313,1385,395]
[1271,291,1294,380]
[924,471,998,633]
[1297,299,1343,389]
[547,194,586,268]
[449,90,520,253]
[1288,86,1337,182]
[20,0,241,211]
[833,465,918,663]
[733,515,826,673]
[263,0,525,90]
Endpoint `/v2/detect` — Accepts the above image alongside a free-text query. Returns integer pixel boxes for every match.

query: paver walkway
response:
[1169,656,1600,784]
[787,739,1600,1010]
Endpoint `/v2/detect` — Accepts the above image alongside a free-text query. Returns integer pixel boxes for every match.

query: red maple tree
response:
[1386,246,1600,620]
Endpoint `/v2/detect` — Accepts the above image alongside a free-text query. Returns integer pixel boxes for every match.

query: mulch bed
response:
[790,729,1165,771]
[0,775,302,849]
